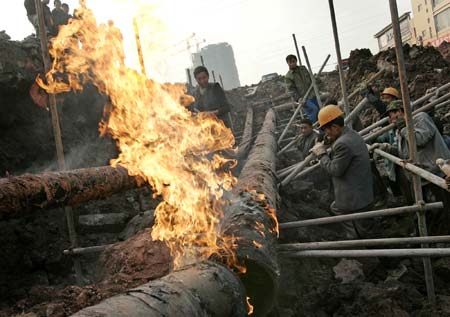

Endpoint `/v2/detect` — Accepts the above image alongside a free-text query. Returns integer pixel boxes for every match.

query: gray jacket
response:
[397,112,450,175]
[320,127,374,211]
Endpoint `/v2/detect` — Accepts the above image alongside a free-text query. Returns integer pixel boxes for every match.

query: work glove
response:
[371,143,392,152]
[394,118,406,128]
[310,142,327,157]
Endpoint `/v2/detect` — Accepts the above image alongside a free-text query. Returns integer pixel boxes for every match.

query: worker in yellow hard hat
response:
[380,87,400,105]
[361,85,400,117]
[310,105,374,239]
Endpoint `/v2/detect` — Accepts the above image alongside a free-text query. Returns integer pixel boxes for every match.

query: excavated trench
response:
[2,34,450,317]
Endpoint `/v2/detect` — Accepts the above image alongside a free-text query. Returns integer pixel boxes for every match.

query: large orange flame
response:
[40,3,238,267]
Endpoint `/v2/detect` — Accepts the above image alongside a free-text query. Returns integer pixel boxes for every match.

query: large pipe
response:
[282,248,450,258]
[279,202,443,230]
[72,261,247,317]
[222,109,279,316]
[237,106,254,160]
[0,166,139,220]
[278,235,450,251]
[71,110,280,316]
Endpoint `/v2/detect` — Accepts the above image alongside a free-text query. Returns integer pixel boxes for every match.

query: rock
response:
[333,259,365,284]
[45,302,65,317]
[119,210,155,240]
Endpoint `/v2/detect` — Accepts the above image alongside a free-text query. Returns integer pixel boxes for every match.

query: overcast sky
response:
[0,0,412,86]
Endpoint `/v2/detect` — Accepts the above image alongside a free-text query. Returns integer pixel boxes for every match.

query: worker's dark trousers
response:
[330,201,375,240]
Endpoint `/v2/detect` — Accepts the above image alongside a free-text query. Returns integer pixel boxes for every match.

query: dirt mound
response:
[331,44,450,104]
[0,229,172,317]
[437,41,450,63]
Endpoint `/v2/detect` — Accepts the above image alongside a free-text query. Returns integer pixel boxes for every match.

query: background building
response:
[374,12,415,50]
[189,43,241,90]
[374,1,450,50]
[412,0,450,46]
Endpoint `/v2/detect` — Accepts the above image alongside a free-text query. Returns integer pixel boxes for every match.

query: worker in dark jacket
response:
[311,105,374,238]
[192,66,233,131]
[51,0,69,36]
[285,54,319,122]
[24,0,39,34]
[296,118,320,160]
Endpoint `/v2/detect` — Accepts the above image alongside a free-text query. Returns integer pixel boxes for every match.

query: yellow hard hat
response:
[381,87,400,99]
[318,105,344,128]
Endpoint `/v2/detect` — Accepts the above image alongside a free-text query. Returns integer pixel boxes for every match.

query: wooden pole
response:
[283,248,450,258]
[389,0,435,303]
[279,202,443,229]
[301,46,323,109]
[133,18,146,76]
[328,0,350,116]
[292,33,302,66]
[34,0,84,284]
[279,235,450,251]
[219,74,224,88]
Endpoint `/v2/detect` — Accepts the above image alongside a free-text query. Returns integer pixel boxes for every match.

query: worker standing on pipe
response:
[285,54,319,122]
[310,105,374,239]
[192,66,234,131]
[373,100,450,234]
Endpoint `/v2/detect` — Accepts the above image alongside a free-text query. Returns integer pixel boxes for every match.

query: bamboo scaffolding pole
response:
[302,46,323,109]
[344,97,369,125]
[34,0,84,283]
[64,244,111,255]
[133,18,146,76]
[277,136,300,156]
[390,0,435,303]
[373,149,449,191]
[278,236,450,251]
[282,248,450,258]
[328,0,350,116]
[292,33,302,66]
[280,153,316,187]
[279,202,443,230]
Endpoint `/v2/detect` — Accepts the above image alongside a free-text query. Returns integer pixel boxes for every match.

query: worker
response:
[51,0,69,36]
[311,105,374,239]
[285,54,319,122]
[42,0,54,34]
[296,118,320,161]
[374,100,450,234]
[362,86,400,117]
[62,3,72,18]
[24,0,39,34]
[192,66,233,131]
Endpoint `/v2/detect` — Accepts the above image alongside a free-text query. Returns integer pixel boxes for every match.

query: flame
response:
[246,297,254,315]
[40,2,239,267]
